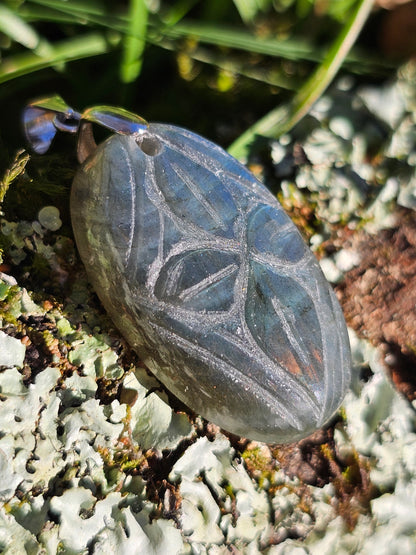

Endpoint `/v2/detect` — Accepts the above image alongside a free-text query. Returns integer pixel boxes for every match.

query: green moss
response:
[98,441,145,486]
[320,442,375,531]
[0,283,24,324]
[277,183,320,240]
[0,150,30,207]
[242,445,275,488]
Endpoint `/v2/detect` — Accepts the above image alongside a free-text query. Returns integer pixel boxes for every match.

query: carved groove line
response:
[126,132,336,417]
[119,142,136,265]
[150,321,306,429]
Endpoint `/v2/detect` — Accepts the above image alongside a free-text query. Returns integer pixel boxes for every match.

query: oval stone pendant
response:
[23,96,351,443]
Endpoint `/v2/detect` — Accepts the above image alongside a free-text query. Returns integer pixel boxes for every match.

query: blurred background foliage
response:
[0,0,409,180]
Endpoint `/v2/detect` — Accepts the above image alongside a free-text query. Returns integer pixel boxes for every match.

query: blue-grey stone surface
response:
[71,124,351,443]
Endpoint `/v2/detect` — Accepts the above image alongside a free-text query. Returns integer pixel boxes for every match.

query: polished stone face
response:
[71,124,351,443]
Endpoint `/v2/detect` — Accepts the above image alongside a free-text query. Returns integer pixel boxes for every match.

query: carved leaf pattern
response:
[71,124,351,443]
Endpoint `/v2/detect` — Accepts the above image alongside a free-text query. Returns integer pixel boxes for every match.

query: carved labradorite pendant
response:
[23,95,351,443]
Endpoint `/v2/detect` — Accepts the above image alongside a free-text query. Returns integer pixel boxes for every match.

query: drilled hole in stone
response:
[138,135,162,156]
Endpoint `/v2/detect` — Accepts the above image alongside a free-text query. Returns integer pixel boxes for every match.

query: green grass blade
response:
[27,0,107,18]
[161,0,201,26]
[24,5,318,63]
[169,44,299,89]
[164,21,325,63]
[120,0,148,83]
[228,0,375,160]
[27,1,315,61]
[161,20,391,75]
[232,0,272,23]
[0,4,60,69]
[22,0,391,77]
[24,1,388,70]
[0,4,40,49]
[0,33,110,84]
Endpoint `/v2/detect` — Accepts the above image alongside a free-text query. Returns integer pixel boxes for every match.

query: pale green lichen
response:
[0,331,25,368]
